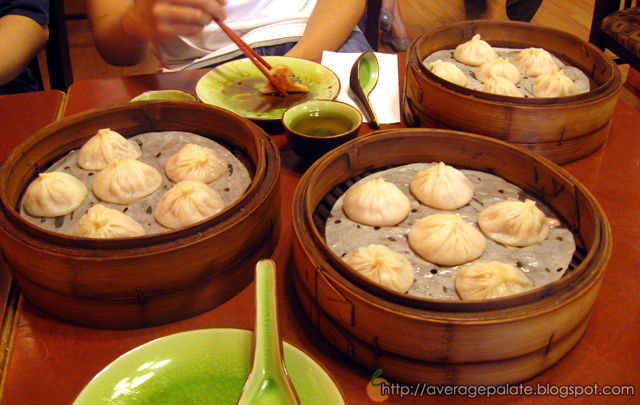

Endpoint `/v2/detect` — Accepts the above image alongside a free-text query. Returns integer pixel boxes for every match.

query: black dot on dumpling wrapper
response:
[54,216,65,229]
[374,226,381,231]
[146,206,153,215]
[430,269,438,274]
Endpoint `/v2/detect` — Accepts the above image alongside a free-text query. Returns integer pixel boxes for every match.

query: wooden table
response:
[0,89,65,379]
[1,58,639,404]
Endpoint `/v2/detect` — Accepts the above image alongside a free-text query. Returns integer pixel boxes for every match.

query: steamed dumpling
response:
[77,128,142,171]
[92,159,162,204]
[343,177,411,227]
[23,172,87,217]
[165,143,228,183]
[455,261,534,300]
[342,245,414,293]
[73,204,145,238]
[408,214,486,266]
[478,199,550,247]
[481,75,524,97]
[532,69,579,98]
[428,60,468,87]
[475,57,521,84]
[512,47,558,77]
[410,162,474,210]
[453,34,498,67]
[154,180,225,230]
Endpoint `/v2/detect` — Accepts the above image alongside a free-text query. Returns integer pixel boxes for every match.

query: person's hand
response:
[123,0,228,41]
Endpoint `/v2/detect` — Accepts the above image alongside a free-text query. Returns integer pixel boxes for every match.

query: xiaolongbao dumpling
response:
[475,57,521,84]
[154,180,225,230]
[478,199,550,247]
[23,172,87,217]
[453,34,499,67]
[77,128,142,171]
[342,245,414,293]
[481,75,524,97]
[73,204,145,238]
[455,261,534,300]
[512,47,558,77]
[343,177,411,227]
[408,214,486,266]
[532,69,579,98]
[92,159,162,204]
[165,143,228,183]
[410,162,474,210]
[428,60,468,87]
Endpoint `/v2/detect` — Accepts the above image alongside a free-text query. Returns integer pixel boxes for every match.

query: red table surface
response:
[0,90,65,334]
[1,59,639,405]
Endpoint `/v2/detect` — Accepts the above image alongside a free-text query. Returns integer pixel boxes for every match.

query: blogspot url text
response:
[379,382,636,399]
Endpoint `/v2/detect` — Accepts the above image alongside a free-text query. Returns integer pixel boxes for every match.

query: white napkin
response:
[321,51,401,124]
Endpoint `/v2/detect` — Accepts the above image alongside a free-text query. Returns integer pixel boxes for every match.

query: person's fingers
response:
[127,0,228,40]
[163,0,227,21]
[200,0,228,21]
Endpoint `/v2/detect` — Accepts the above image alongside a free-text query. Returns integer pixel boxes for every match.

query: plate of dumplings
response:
[423,34,589,99]
[325,162,576,301]
[20,128,252,238]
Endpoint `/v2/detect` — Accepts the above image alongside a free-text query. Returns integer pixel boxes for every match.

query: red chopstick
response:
[215,20,290,97]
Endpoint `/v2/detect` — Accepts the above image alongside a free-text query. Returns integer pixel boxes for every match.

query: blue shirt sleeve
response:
[0,0,50,25]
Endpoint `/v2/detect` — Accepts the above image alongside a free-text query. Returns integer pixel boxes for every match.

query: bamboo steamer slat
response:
[0,101,281,329]
[293,269,596,386]
[291,129,610,385]
[403,20,622,164]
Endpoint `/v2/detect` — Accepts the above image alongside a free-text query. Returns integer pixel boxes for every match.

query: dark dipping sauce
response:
[223,77,310,115]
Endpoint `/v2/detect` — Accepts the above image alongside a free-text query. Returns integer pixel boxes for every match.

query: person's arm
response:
[0,14,49,86]
[285,0,366,61]
[86,0,228,66]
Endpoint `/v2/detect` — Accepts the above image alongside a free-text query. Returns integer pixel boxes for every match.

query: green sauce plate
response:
[73,328,346,405]
[195,57,340,121]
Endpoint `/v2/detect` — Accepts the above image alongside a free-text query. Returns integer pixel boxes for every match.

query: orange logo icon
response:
[366,369,390,402]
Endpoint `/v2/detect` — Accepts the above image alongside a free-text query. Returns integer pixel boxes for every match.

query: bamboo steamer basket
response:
[403,20,622,164]
[291,129,610,385]
[0,101,281,329]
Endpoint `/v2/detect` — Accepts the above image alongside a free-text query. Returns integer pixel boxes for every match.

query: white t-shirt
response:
[155,0,317,71]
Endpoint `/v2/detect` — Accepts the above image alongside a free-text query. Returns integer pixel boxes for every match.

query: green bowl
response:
[283,100,362,162]
[130,89,198,102]
[73,329,346,405]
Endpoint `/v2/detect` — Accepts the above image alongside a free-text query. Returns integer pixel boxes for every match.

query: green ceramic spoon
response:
[236,259,301,405]
[349,51,380,129]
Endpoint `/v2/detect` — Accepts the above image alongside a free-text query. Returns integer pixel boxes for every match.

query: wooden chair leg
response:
[46,0,74,91]
[627,67,640,91]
